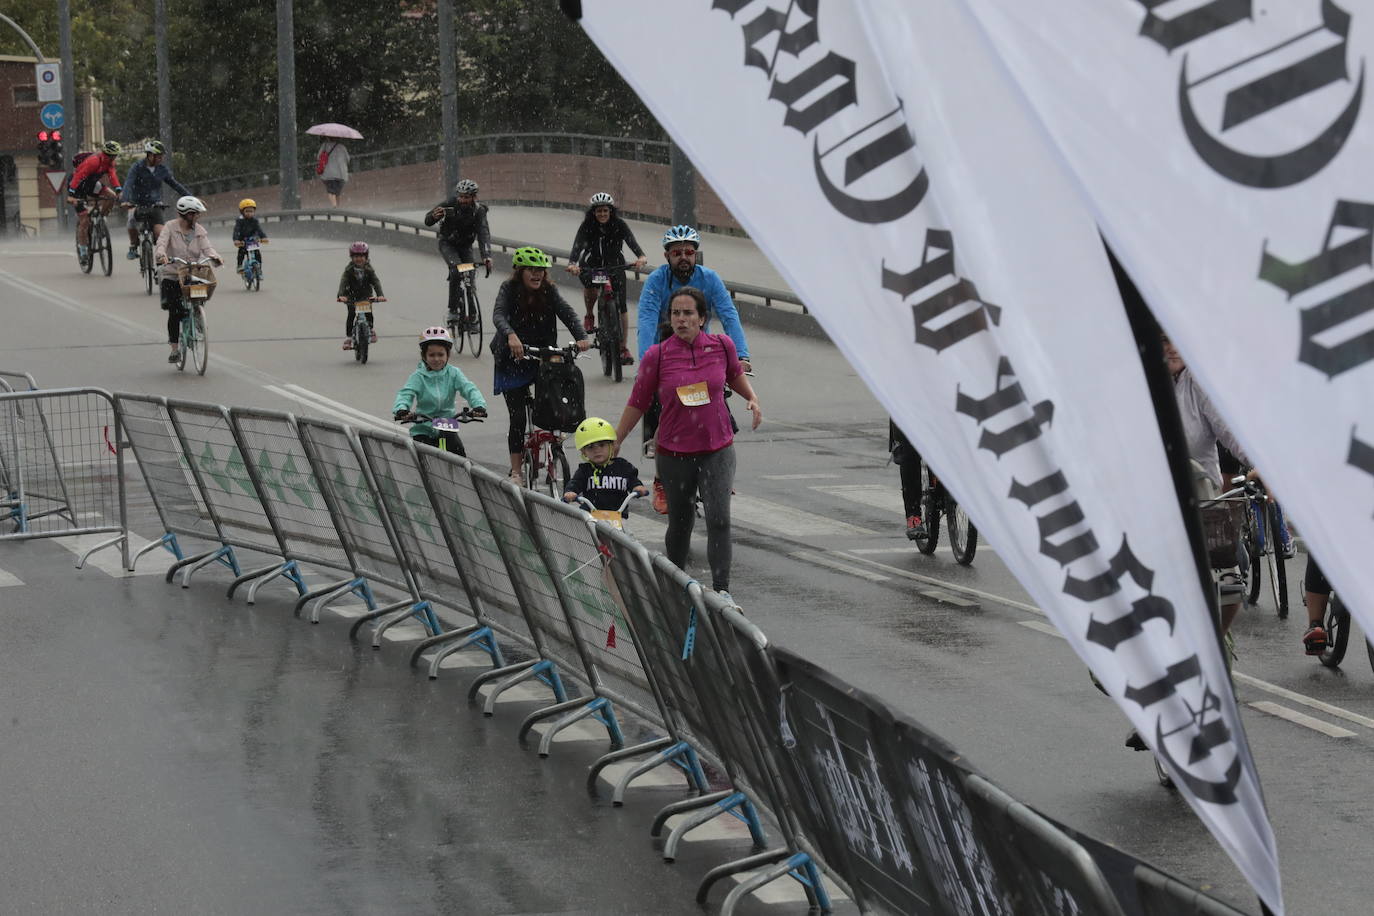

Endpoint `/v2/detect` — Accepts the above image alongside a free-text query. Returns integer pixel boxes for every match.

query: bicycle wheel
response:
[355,318,368,364]
[190,305,208,375]
[141,238,155,295]
[1243,505,1262,606]
[176,310,189,371]
[946,498,978,566]
[1320,593,1351,668]
[522,444,539,493]
[243,257,254,291]
[448,307,464,355]
[916,464,941,555]
[597,293,616,379]
[1267,502,1288,618]
[542,443,570,499]
[95,220,113,276]
[604,292,623,383]
[466,283,483,357]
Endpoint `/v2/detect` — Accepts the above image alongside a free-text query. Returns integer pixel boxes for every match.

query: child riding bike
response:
[562,417,648,514]
[392,327,488,454]
[233,198,270,275]
[337,241,385,349]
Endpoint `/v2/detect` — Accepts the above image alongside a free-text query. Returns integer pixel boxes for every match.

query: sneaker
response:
[507,470,525,486]
[369,330,377,343]
[77,244,89,260]
[619,346,634,366]
[126,247,138,260]
[905,515,923,541]
[1280,539,1296,560]
[1302,625,1327,656]
[652,477,668,515]
[342,338,353,350]
[167,348,179,363]
[467,318,480,333]
[583,314,595,334]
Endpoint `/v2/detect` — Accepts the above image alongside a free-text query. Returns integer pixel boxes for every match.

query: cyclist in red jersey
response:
[66,140,124,259]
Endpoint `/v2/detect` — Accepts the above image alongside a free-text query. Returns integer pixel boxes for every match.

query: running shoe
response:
[1302,625,1327,655]
[619,346,634,366]
[167,348,179,363]
[584,314,595,334]
[905,515,923,541]
[126,247,139,260]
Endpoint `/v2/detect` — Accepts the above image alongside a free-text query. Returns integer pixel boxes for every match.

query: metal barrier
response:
[53,390,1259,916]
[0,387,129,569]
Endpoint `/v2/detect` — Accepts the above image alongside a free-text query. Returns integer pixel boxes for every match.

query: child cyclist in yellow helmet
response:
[562,417,648,514]
[232,199,269,275]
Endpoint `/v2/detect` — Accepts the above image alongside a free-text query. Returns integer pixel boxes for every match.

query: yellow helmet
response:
[238,198,257,211]
[573,417,616,452]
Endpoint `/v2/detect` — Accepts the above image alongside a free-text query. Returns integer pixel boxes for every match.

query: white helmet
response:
[420,326,454,350]
[590,192,614,207]
[175,195,207,215]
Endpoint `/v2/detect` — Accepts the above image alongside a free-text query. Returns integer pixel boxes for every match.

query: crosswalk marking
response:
[1248,701,1356,738]
[0,567,22,587]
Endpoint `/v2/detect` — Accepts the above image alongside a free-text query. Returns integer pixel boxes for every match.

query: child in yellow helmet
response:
[233,198,269,275]
[563,417,648,514]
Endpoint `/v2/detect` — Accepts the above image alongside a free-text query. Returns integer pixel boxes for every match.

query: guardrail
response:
[58,386,1246,916]
[190,132,672,196]
[207,208,809,315]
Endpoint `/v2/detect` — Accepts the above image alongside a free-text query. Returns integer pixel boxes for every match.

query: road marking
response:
[790,549,890,581]
[281,384,395,431]
[1234,672,1374,731]
[810,483,901,512]
[54,532,163,577]
[263,385,394,434]
[841,551,1043,615]
[0,567,23,587]
[731,494,877,538]
[760,473,841,480]
[1019,620,1065,639]
[1248,701,1356,738]
[848,547,922,555]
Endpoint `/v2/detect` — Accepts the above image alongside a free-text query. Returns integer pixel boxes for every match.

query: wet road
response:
[3,231,1372,914]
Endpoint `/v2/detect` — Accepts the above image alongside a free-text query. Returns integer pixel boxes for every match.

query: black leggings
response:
[890,420,922,518]
[1304,556,1330,597]
[160,278,185,344]
[657,446,736,592]
[503,385,531,453]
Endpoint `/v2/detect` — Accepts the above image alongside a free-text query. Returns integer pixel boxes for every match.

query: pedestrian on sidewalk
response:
[317,139,351,207]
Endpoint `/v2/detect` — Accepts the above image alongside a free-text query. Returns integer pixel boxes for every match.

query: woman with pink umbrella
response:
[307,123,361,207]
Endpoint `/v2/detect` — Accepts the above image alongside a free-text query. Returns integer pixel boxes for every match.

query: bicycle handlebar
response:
[397,408,485,425]
[571,490,645,514]
[520,343,586,362]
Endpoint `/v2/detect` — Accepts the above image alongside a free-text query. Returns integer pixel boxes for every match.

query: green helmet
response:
[512,246,551,269]
[574,417,616,452]
[100,140,121,156]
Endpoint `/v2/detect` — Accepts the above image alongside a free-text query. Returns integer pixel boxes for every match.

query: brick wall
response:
[199,152,743,233]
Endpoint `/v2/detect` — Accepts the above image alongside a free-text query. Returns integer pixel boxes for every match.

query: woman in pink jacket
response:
[614,286,761,601]
[154,195,222,363]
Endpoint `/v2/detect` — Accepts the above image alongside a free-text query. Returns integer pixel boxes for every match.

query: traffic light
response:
[50,130,63,169]
[36,130,63,169]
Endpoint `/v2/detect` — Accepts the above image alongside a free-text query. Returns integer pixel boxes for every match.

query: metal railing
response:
[190,132,672,196]
[94,389,1249,916]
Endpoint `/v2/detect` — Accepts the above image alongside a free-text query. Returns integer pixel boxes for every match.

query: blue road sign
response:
[39,103,64,129]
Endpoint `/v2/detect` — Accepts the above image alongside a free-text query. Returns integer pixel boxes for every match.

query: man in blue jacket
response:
[636,225,751,372]
[121,140,190,260]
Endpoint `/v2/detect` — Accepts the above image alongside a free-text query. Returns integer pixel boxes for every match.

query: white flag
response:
[962,1,1374,678]
[572,0,1282,911]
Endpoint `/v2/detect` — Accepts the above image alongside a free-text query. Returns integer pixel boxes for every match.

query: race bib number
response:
[675,381,709,407]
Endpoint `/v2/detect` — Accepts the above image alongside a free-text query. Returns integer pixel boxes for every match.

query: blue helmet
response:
[662,225,700,249]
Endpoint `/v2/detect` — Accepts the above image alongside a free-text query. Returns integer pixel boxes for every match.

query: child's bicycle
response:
[587,262,635,382]
[570,490,645,531]
[168,256,215,375]
[239,236,266,291]
[397,408,483,457]
[446,261,489,357]
[518,343,586,498]
[914,459,978,566]
[346,296,385,364]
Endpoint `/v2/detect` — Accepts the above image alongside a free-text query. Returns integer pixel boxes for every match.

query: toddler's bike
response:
[398,409,483,457]
[239,236,266,291]
[346,296,385,364]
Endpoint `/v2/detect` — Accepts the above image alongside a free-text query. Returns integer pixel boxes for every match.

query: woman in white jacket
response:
[154,196,222,363]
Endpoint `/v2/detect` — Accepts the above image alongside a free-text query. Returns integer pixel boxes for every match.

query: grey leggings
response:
[657,445,736,592]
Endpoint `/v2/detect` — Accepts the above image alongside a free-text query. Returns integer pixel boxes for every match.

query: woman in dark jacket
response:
[565,193,647,365]
[491,246,590,481]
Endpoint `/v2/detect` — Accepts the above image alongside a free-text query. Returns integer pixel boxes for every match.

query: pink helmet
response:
[420,326,453,350]
[348,241,369,256]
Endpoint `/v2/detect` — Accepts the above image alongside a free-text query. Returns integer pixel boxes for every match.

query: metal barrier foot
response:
[417,625,501,677]
[346,598,412,642]
[610,740,705,805]
[293,577,358,618]
[224,559,286,597]
[585,736,675,799]
[467,658,538,707]
[191,548,256,589]
[696,848,790,905]
[366,600,438,649]
[479,659,565,717]
[75,532,126,570]
[132,532,184,572]
[663,792,766,862]
[164,547,220,584]
[515,696,623,757]
[244,559,306,605]
[309,578,375,623]
[650,789,733,840]
[719,852,830,915]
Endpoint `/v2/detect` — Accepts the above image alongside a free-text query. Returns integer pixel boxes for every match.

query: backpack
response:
[71,150,93,170]
[315,145,330,176]
[531,358,586,433]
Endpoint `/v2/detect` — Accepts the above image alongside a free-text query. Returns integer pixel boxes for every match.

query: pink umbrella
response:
[306,123,363,140]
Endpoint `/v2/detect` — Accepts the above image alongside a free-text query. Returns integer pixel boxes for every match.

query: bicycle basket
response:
[531,358,586,432]
[177,263,218,303]
[1200,500,1247,569]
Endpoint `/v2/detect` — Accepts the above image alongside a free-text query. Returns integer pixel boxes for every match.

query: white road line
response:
[1248,701,1356,738]
[848,547,923,555]
[760,473,842,480]
[1234,672,1374,731]
[840,551,1044,615]
[0,567,23,587]
[54,532,163,577]
[263,385,393,434]
[281,384,394,431]
[1019,620,1065,639]
[790,549,890,581]
[810,483,902,512]
[731,494,877,538]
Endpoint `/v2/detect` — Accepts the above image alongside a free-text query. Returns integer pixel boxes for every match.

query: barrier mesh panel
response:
[415,453,531,644]
[470,474,588,683]
[525,496,664,724]
[358,433,474,615]
[165,401,278,552]
[116,395,218,540]
[296,419,410,594]
[230,410,351,572]
[0,391,123,537]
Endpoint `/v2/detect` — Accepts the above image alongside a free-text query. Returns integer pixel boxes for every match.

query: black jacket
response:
[233,216,268,242]
[425,200,491,258]
[566,456,644,511]
[568,209,644,268]
[491,281,586,362]
[337,262,384,300]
